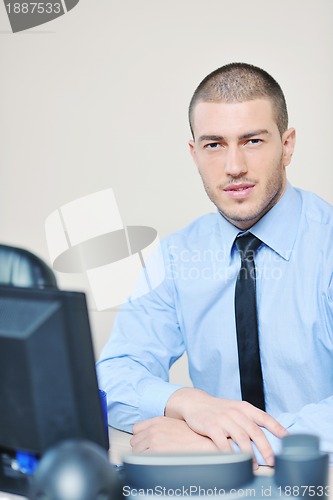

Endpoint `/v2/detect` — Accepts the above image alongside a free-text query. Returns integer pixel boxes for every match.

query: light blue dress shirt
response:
[97,183,333,463]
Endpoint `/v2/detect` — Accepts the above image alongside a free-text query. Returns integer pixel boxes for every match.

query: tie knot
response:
[235,233,262,261]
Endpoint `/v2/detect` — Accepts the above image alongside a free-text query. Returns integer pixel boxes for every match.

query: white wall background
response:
[1,0,332,384]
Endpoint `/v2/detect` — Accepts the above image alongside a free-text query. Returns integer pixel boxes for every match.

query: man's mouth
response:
[223,183,255,199]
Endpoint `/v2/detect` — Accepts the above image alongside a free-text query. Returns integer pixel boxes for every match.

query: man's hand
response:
[131,416,220,454]
[165,388,288,467]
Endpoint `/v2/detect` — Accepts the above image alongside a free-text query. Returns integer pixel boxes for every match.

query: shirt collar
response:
[215,208,242,260]
[251,182,301,260]
[215,182,302,261]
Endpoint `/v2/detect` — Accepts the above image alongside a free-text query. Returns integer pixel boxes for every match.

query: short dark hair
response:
[189,62,288,138]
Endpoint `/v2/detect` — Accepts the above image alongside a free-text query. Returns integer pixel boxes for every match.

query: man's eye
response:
[246,139,262,145]
[204,143,221,149]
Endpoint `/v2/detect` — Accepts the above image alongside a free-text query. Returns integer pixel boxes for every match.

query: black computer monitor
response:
[0,285,109,495]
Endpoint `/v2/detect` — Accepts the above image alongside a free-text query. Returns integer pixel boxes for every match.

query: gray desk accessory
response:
[122,434,329,498]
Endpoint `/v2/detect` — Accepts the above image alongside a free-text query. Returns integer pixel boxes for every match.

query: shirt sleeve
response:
[96,241,186,433]
[251,396,333,466]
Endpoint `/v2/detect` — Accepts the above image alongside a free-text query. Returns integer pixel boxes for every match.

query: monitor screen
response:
[0,285,108,459]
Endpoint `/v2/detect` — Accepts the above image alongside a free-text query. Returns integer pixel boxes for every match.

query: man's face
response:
[189,99,296,230]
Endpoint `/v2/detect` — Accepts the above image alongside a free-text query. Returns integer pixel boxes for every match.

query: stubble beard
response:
[200,157,285,227]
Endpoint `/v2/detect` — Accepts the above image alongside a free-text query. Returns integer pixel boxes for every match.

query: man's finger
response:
[130,432,149,453]
[240,402,288,439]
[252,411,288,439]
[132,416,162,434]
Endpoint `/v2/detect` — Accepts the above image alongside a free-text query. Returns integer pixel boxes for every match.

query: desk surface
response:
[1,428,332,499]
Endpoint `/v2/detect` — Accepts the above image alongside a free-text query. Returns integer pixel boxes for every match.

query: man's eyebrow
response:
[239,129,270,140]
[198,135,224,142]
[197,130,270,142]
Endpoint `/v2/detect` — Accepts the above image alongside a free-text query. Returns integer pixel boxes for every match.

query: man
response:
[97,63,333,467]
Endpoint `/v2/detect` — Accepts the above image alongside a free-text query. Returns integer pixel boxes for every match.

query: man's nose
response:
[224,146,247,177]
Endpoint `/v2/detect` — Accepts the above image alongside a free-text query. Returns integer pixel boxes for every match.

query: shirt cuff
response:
[139,379,185,422]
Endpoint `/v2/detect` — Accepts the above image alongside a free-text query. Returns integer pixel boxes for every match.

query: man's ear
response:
[282,128,296,167]
[188,139,197,163]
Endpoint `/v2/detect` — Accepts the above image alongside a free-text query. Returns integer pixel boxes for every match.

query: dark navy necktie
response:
[234,233,265,411]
